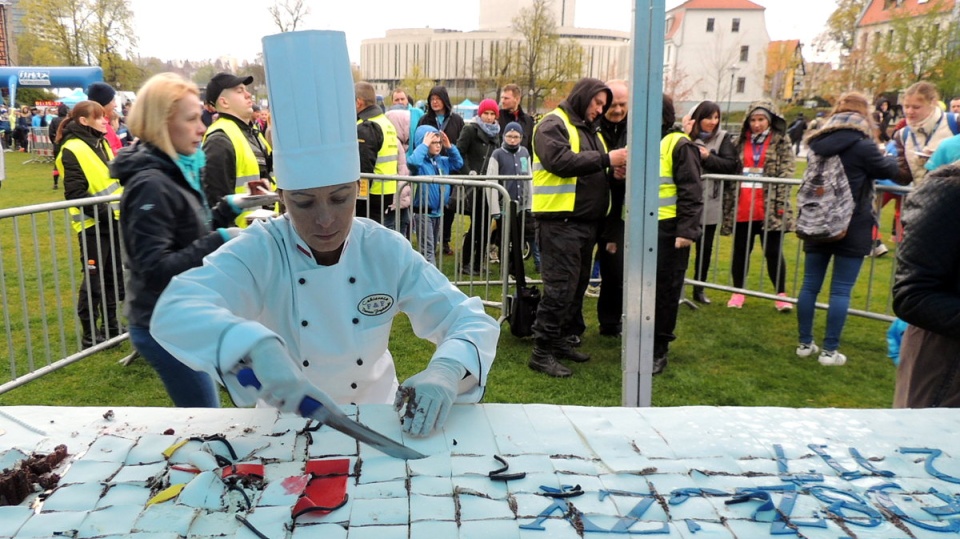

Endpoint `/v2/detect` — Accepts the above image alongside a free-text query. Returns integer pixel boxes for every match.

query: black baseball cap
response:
[205,72,254,105]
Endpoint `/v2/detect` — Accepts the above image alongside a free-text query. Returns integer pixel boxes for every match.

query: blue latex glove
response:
[394,357,465,437]
[887,318,908,366]
[246,338,314,414]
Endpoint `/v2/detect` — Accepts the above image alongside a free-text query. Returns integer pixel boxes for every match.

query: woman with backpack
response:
[795,92,898,366]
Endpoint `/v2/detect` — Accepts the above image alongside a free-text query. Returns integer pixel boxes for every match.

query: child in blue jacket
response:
[408,125,462,265]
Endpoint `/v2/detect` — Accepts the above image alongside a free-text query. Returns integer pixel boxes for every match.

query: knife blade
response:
[236,368,427,460]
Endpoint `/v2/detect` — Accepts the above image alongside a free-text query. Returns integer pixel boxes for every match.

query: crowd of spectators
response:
[27,63,960,409]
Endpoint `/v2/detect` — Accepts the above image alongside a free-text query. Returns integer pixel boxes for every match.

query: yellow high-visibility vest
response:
[204,118,274,227]
[57,138,120,233]
[531,108,607,213]
[658,132,688,221]
[357,114,399,196]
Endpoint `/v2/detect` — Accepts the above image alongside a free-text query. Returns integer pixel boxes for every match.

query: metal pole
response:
[622,0,665,407]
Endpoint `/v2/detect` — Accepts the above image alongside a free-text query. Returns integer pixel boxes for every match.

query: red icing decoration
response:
[220,463,265,479]
[293,459,350,518]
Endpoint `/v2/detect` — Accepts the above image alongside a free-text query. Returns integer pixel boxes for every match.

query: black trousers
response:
[532,219,599,345]
[692,223,718,285]
[731,221,787,293]
[654,231,692,358]
[461,192,490,271]
[596,238,624,334]
[77,223,124,336]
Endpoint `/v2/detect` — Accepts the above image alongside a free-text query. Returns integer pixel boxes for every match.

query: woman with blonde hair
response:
[113,73,262,407]
[893,81,959,186]
[795,91,898,366]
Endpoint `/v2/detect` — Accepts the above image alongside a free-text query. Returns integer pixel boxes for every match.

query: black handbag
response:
[506,201,540,337]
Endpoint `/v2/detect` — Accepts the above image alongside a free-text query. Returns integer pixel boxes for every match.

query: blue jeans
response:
[796,252,864,352]
[129,325,220,407]
[414,214,441,265]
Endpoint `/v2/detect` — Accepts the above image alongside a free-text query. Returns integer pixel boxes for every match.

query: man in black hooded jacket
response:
[528,78,628,378]
[417,85,464,254]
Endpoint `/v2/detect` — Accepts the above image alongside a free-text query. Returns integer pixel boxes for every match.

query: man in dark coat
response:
[528,78,628,378]
[418,85,464,254]
[497,83,535,155]
[596,79,629,338]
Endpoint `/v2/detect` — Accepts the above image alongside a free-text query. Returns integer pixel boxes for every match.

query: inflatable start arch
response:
[0,66,104,107]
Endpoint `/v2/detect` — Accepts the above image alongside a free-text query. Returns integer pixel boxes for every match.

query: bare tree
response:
[697,32,742,105]
[269,0,310,33]
[400,64,434,104]
[512,0,583,112]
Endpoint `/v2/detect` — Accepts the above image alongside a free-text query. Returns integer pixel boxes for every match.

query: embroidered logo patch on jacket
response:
[358,294,394,316]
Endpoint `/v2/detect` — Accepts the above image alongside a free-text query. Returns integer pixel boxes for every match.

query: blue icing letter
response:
[868,483,960,533]
[900,448,960,484]
[809,485,882,527]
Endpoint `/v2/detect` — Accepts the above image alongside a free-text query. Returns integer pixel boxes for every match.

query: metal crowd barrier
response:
[689,174,909,322]
[25,126,54,164]
[356,173,524,321]
[2,172,905,395]
[1,195,128,395]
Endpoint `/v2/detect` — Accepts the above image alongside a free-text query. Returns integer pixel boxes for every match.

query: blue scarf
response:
[176,149,206,193]
[479,120,501,138]
[175,149,212,225]
[698,131,713,141]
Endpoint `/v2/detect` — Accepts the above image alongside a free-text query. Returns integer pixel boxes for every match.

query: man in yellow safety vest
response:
[202,72,273,227]
[651,94,703,375]
[355,81,402,230]
[528,78,628,378]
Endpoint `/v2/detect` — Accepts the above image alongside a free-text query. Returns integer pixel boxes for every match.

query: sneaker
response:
[585,284,601,298]
[869,241,889,258]
[488,246,500,264]
[726,293,745,308]
[796,342,819,357]
[818,349,847,366]
[775,293,793,312]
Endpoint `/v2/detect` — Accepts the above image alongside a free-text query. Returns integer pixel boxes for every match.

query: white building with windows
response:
[664,0,769,113]
[359,0,629,105]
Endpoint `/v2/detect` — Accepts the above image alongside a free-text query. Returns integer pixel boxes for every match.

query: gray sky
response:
[128,0,838,64]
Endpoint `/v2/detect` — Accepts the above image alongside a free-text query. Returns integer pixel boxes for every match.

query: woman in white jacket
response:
[150,31,498,438]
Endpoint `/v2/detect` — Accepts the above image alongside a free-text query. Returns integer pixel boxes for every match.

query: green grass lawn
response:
[0,151,898,409]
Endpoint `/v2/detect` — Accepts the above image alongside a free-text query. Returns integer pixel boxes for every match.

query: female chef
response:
[150,30,499,437]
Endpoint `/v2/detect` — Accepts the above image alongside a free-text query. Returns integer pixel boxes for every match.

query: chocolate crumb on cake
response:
[0,445,68,506]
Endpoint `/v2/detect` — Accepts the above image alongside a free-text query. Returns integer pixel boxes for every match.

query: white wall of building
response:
[666,7,769,113]
[479,0,577,30]
[359,26,629,100]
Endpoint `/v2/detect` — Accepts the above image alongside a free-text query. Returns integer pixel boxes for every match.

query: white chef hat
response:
[262,30,360,190]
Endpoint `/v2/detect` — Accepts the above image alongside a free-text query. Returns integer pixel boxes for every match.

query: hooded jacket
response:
[113,141,239,326]
[721,99,796,235]
[416,86,465,166]
[804,112,899,257]
[408,125,460,215]
[532,77,614,221]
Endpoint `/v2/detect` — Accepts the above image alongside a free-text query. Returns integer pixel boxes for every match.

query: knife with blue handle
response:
[236,368,427,460]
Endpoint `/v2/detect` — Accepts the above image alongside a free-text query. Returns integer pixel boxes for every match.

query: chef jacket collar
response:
[285,214,355,265]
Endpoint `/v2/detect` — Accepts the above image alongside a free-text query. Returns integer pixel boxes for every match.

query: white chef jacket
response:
[150,216,499,405]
